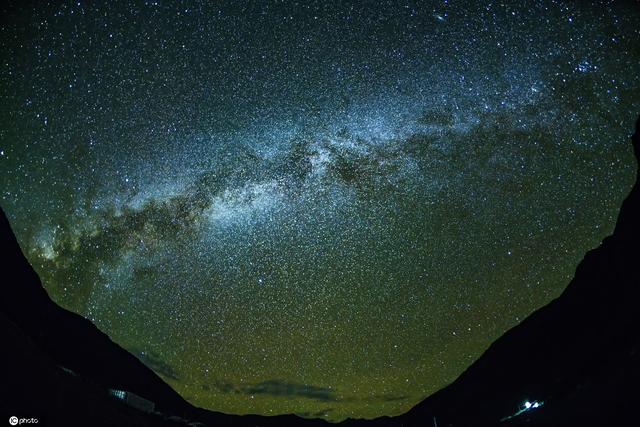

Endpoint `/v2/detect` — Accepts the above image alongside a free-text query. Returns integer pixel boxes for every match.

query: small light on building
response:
[108,389,155,413]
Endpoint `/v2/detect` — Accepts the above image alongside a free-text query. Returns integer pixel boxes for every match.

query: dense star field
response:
[1,0,639,422]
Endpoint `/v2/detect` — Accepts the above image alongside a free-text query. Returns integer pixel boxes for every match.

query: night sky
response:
[1,0,639,422]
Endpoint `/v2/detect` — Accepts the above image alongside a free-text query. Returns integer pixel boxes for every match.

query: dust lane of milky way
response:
[1,0,639,422]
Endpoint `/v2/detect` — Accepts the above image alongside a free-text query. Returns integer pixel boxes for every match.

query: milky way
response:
[1,0,639,422]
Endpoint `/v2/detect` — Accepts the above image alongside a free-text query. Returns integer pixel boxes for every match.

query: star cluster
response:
[1,0,639,422]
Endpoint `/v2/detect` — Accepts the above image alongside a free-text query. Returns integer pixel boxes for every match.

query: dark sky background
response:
[1,0,639,422]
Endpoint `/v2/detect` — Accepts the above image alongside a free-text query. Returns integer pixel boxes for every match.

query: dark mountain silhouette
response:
[1,116,639,427]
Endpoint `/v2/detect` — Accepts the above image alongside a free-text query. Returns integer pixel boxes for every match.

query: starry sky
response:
[1,0,639,422]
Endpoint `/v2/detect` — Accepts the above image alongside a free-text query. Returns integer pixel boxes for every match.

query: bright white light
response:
[501,399,544,422]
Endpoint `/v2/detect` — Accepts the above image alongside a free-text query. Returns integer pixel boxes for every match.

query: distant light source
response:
[524,400,543,411]
[500,399,545,422]
[109,389,126,400]
[522,400,544,412]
